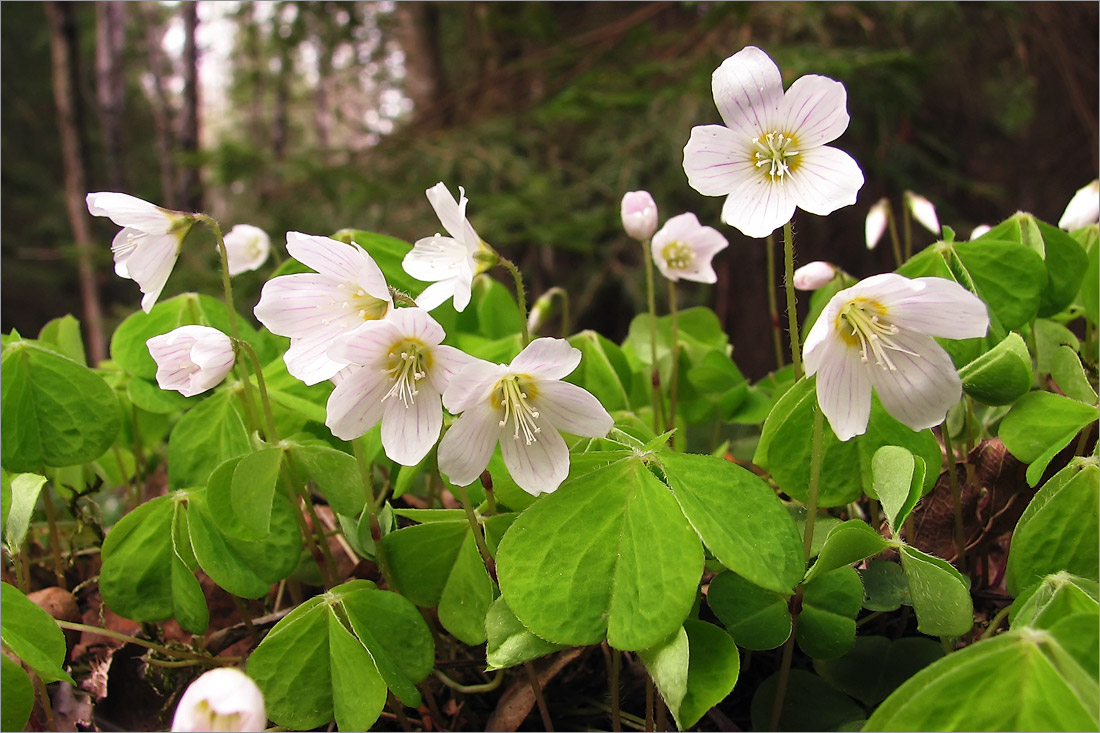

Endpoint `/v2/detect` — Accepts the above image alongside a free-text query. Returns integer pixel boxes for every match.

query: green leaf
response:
[1033,318,1080,376]
[659,451,804,594]
[438,531,496,645]
[170,526,210,635]
[248,599,333,730]
[167,391,251,490]
[958,332,1034,406]
[1051,346,1098,405]
[382,519,469,607]
[707,571,791,651]
[814,635,943,706]
[0,581,74,684]
[805,520,892,585]
[99,495,176,623]
[950,240,1046,330]
[4,473,46,552]
[899,545,974,637]
[796,567,863,660]
[1079,228,1099,323]
[872,447,921,535]
[1033,219,1089,317]
[999,392,1098,486]
[566,330,632,412]
[327,610,388,732]
[677,620,742,730]
[126,375,198,414]
[227,448,285,540]
[1,655,34,732]
[1006,459,1100,595]
[859,560,911,612]
[1043,612,1100,682]
[485,596,564,670]
[0,342,121,472]
[496,456,703,650]
[866,628,1099,731]
[473,276,522,339]
[751,669,865,732]
[1012,572,1099,628]
[638,627,689,725]
[38,314,86,365]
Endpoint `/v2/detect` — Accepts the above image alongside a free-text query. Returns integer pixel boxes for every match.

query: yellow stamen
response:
[493,375,541,445]
[836,298,918,370]
[382,338,431,406]
[751,131,800,182]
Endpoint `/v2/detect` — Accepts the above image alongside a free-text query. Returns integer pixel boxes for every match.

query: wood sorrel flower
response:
[147,326,235,398]
[254,232,392,385]
[682,46,864,239]
[325,308,473,465]
[1058,179,1100,231]
[865,197,889,250]
[221,224,271,276]
[621,190,659,241]
[793,261,837,291]
[650,212,729,283]
[803,273,989,441]
[403,182,494,312]
[438,338,614,496]
[904,191,940,236]
[86,192,194,313]
[171,667,266,732]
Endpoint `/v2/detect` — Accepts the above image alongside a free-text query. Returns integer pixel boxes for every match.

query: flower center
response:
[194,700,244,731]
[836,298,918,370]
[494,375,541,445]
[660,241,695,271]
[336,282,390,321]
[383,338,430,407]
[752,131,800,182]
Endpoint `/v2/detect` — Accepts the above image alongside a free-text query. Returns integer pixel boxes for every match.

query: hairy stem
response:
[765,233,785,368]
[666,279,680,436]
[782,222,804,380]
[643,238,665,432]
[498,256,530,346]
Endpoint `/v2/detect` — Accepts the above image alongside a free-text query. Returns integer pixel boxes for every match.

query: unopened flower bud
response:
[147,326,235,398]
[621,190,658,241]
[968,224,991,241]
[171,668,266,732]
[1058,179,1100,231]
[865,198,889,250]
[793,261,837,291]
[904,191,940,236]
[221,224,271,276]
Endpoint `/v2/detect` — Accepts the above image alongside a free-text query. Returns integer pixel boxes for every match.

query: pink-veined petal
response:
[86,192,176,234]
[787,145,864,217]
[683,125,756,197]
[328,319,399,368]
[866,331,963,433]
[779,74,850,147]
[286,232,367,281]
[414,280,459,312]
[427,345,477,395]
[510,338,582,381]
[124,232,181,313]
[384,307,445,346]
[802,296,840,377]
[720,175,798,239]
[404,235,470,282]
[711,46,783,139]
[450,269,474,313]
[443,361,506,413]
[355,260,393,304]
[875,276,989,339]
[814,332,873,441]
[325,367,390,441]
[254,274,361,337]
[437,401,501,486]
[532,380,613,438]
[284,325,360,385]
[381,385,443,466]
[500,416,569,496]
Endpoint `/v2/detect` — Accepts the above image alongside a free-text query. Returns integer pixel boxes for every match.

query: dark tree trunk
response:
[140,1,181,209]
[95,1,128,191]
[179,1,201,211]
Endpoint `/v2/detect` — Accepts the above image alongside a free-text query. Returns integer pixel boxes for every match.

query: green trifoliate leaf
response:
[38,314,86,365]
[1050,346,1098,405]
[751,669,865,732]
[871,446,923,535]
[999,392,1098,486]
[641,620,740,731]
[707,571,791,651]
[566,330,633,412]
[958,332,1033,405]
[859,560,911,612]
[1012,572,1099,628]
[804,520,892,585]
[166,391,250,490]
[797,567,863,660]
[813,635,944,706]
[485,596,564,670]
[899,545,973,637]
[4,473,45,553]
[1,655,34,733]
[0,581,75,685]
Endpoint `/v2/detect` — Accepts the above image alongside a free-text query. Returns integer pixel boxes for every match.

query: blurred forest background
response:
[3,1,1098,379]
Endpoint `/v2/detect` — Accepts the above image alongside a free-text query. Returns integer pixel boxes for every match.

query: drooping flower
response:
[904,191,940,236]
[147,326,235,398]
[650,213,729,283]
[171,667,267,732]
[621,190,659,241]
[968,224,992,241]
[803,273,989,441]
[221,224,271,276]
[254,231,392,385]
[682,45,864,239]
[438,338,614,496]
[865,197,889,250]
[86,192,194,313]
[793,261,837,291]
[1058,179,1100,231]
[402,182,494,312]
[325,308,473,465]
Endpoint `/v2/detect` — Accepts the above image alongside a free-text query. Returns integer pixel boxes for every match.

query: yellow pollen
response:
[382,338,431,406]
[493,375,541,445]
[836,298,918,370]
[751,131,800,182]
[660,241,695,271]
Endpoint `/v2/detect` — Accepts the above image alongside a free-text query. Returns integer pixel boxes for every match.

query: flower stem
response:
[609,645,623,733]
[55,620,240,664]
[453,483,494,575]
[498,256,530,346]
[236,340,279,443]
[642,238,665,432]
[196,214,241,344]
[666,279,680,437]
[884,200,905,269]
[765,233,785,368]
[941,425,967,566]
[781,222,804,380]
[902,200,913,261]
[524,661,555,732]
[803,405,826,563]
[768,597,801,732]
[353,438,396,589]
[42,485,67,587]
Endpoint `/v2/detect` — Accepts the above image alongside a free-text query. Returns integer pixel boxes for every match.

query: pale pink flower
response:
[1058,180,1100,231]
[438,338,614,496]
[621,190,659,241]
[803,273,988,441]
[650,213,728,283]
[147,326,235,398]
[793,261,837,291]
[171,668,266,732]
[904,191,940,236]
[683,46,864,239]
[221,224,271,276]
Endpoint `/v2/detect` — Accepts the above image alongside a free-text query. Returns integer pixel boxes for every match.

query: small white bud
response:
[621,190,659,241]
[1058,179,1100,231]
[865,198,889,250]
[904,191,940,236]
[793,261,838,291]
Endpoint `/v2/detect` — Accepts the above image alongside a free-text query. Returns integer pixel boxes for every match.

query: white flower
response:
[904,191,940,235]
[86,192,193,313]
[147,326,235,397]
[171,667,266,732]
[803,273,989,441]
[221,224,271,276]
[402,182,492,312]
[682,45,864,239]
[793,261,837,291]
[865,197,889,250]
[1058,179,1100,231]
[650,213,729,283]
[438,338,614,496]
[325,308,473,465]
[621,190,659,241]
[254,232,392,385]
[969,224,992,241]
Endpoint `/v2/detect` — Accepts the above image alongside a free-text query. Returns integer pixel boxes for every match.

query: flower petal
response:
[866,331,963,433]
[124,232,182,313]
[450,269,475,313]
[325,367,390,441]
[284,326,360,385]
[500,417,569,496]
[510,338,582,381]
[779,74,850,148]
[532,380,613,438]
[865,198,889,250]
[385,307,445,345]
[683,125,756,197]
[437,401,501,486]
[443,360,506,413]
[853,274,990,340]
[403,235,470,282]
[381,386,443,466]
[328,319,399,368]
[413,280,456,311]
[254,274,360,338]
[711,46,783,139]
[427,345,477,395]
[286,232,369,282]
[86,192,176,234]
[813,332,873,441]
[720,175,797,239]
[787,145,864,217]
[425,183,468,243]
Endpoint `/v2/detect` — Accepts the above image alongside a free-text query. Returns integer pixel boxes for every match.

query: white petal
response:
[500,417,569,496]
[328,319,398,368]
[711,46,783,139]
[443,360,505,413]
[284,326,359,385]
[720,175,797,239]
[404,235,470,281]
[794,261,837,291]
[510,338,582,381]
[969,224,992,241]
[413,279,459,312]
[253,274,360,338]
[124,232,181,313]
[171,667,266,733]
[904,191,940,235]
[426,345,477,395]
[865,198,889,250]
[286,232,369,282]
[222,224,271,276]
[866,332,963,433]
[779,75,850,148]
[325,367,390,441]
[111,228,138,277]
[813,333,873,441]
[802,296,840,377]
[386,307,445,345]
[1058,180,1100,231]
[425,183,469,243]
[533,380,613,437]
[787,145,864,217]
[652,212,701,248]
[381,386,443,466]
[437,401,501,486]
[451,270,475,313]
[683,125,756,197]
[87,192,176,234]
[860,274,989,340]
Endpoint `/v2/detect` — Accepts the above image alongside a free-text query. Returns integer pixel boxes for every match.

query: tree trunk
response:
[393,2,448,130]
[140,1,181,209]
[95,1,128,191]
[44,1,107,365]
[179,1,202,211]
